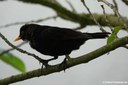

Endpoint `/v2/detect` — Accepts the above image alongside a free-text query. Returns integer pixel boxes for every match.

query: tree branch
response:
[101,5,113,32]
[0,15,57,29]
[66,0,77,13]
[0,32,45,63]
[81,0,105,32]
[0,41,27,56]
[17,0,128,28]
[0,35,128,84]
[0,0,128,84]
[98,0,128,29]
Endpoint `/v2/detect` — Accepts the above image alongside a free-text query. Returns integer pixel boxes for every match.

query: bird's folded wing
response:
[40,27,88,40]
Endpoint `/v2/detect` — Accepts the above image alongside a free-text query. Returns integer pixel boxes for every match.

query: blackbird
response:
[14,24,110,67]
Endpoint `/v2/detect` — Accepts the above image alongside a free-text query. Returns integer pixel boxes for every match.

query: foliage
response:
[107,26,122,44]
[0,49,26,72]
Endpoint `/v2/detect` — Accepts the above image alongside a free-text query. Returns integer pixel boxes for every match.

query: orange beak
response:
[14,36,22,41]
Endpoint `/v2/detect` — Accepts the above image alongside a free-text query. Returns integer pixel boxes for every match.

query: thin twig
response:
[101,5,113,32]
[112,0,118,16]
[98,0,120,16]
[100,5,128,50]
[81,0,106,32]
[0,41,27,56]
[0,32,44,63]
[98,0,128,29]
[0,15,57,29]
[66,0,77,13]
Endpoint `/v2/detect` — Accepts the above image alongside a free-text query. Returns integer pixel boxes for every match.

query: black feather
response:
[18,24,110,66]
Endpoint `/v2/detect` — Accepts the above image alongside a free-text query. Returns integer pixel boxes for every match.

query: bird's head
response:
[14,24,38,41]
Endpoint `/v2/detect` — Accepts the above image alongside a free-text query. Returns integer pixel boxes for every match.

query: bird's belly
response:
[35,44,72,56]
[30,40,85,56]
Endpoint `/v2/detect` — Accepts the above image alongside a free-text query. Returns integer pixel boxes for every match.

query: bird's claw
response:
[59,55,72,71]
[59,58,68,71]
[40,59,50,68]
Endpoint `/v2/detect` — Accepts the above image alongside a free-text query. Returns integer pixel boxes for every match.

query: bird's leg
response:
[63,55,71,64]
[66,55,71,61]
[40,59,50,68]
[40,56,58,68]
[60,55,71,71]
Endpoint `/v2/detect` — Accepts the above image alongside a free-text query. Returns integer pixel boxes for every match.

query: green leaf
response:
[107,34,117,44]
[0,49,26,72]
[112,26,122,35]
[107,26,122,44]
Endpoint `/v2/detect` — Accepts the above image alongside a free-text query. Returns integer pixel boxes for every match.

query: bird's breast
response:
[29,39,85,56]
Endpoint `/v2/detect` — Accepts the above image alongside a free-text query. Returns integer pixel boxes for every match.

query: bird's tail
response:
[83,32,110,39]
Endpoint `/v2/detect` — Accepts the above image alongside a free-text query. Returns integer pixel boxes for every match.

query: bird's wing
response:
[40,27,87,41]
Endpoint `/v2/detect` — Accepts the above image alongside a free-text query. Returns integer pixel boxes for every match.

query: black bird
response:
[14,24,110,67]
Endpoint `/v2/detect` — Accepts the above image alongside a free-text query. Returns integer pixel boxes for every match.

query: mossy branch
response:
[0,35,128,85]
[0,0,128,84]
[18,0,128,27]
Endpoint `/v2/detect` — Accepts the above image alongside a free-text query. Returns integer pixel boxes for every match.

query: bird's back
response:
[30,26,86,56]
[29,25,109,56]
